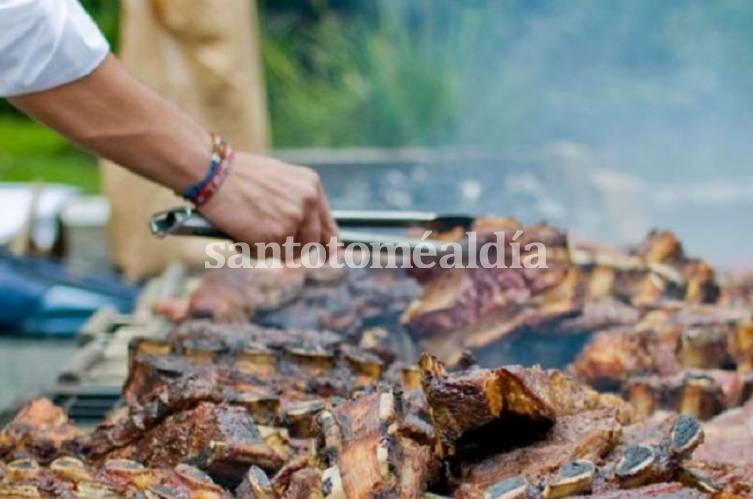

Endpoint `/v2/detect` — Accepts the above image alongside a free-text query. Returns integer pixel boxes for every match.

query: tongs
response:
[150,207,475,253]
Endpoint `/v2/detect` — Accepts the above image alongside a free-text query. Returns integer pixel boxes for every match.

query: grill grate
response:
[49,385,122,427]
[46,264,190,424]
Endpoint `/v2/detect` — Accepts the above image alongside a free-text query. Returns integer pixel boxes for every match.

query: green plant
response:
[262,2,468,147]
[0,118,99,192]
[4,0,753,189]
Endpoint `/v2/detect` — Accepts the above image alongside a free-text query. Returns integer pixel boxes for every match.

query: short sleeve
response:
[0,0,110,97]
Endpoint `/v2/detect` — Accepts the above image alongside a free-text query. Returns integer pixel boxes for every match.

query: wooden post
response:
[102,0,269,280]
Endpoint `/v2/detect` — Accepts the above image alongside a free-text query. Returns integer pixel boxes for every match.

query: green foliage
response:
[4,0,753,189]
[78,0,120,49]
[262,2,465,146]
[0,118,99,192]
[262,0,753,150]
[0,0,115,191]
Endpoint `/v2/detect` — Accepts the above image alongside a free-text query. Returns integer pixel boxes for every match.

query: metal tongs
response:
[150,207,475,253]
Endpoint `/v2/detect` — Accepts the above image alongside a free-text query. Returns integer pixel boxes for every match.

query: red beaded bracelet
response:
[191,146,234,206]
[182,134,234,207]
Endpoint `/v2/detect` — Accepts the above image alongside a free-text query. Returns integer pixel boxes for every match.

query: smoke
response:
[378,1,753,266]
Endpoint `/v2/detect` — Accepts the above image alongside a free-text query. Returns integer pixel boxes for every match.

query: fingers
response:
[296,204,322,257]
[199,154,338,264]
[317,183,339,256]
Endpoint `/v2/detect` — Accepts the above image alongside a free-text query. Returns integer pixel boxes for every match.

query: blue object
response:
[0,248,138,336]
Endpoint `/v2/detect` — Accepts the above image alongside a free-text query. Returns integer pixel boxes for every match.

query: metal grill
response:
[48,263,192,423]
[49,384,122,427]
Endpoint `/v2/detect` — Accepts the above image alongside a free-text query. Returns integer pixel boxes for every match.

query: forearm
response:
[9,54,210,194]
[9,52,338,253]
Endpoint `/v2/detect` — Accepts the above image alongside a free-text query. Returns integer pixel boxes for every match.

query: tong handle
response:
[333,210,439,227]
[334,210,475,232]
[149,207,453,252]
[150,207,222,238]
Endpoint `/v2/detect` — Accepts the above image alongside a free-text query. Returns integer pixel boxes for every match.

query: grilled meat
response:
[185,263,421,342]
[404,225,723,367]
[5,221,753,497]
[556,298,641,333]
[456,409,623,492]
[454,412,705,498]
[579,482,709,499]
[624,369,753,420]
[0,399,83,465]
[168,222,725,373]
[315,388,436,498]
[575,230,719,305]
[188,264,306,323]
[573,303,752,385]
[0,348,727,498]
[269,367,438,498]
[167,320,345,355]
[573,301,753,420]
[403,223,578,365]
[83,318,410,489]
[122,322,391,416]
[680,400,753,498]
[235,464,276,498]
[419,353,632,458]
[0,457,233,498]
[415,356,717,498]
[422,356,630,494]
[89,401,284,486]
[679,460,753,498]
[694,396,753,466]
[572,326,678,391]
[419,354,554,458]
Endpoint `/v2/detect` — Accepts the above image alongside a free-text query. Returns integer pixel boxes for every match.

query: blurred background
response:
[2,0,753,265]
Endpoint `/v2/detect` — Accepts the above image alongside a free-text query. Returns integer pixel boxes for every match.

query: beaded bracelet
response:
[182,134,234,207]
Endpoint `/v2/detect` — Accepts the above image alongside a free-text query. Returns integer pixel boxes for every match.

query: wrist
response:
[180,133,235,206]
[168,128,215,193]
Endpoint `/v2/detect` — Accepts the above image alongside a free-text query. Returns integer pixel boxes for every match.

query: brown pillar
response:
[102,0,269,280]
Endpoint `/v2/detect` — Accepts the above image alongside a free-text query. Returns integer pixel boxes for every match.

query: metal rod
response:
[149,207,461,254]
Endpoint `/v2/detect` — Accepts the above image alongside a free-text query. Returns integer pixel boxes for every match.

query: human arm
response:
[8,56,338,252]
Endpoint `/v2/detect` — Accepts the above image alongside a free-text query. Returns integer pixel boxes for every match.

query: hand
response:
[199,153,339,259]
[6,57,339,259]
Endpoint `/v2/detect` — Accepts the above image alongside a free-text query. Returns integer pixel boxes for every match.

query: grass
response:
[0,117,100,192]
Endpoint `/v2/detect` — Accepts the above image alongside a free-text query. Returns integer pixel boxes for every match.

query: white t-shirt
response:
[0,0,109,97]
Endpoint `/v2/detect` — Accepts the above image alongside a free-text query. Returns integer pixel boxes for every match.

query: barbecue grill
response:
[2,150,753,497]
